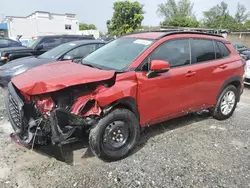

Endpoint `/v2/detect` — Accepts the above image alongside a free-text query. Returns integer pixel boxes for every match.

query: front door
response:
[136,38,198,126]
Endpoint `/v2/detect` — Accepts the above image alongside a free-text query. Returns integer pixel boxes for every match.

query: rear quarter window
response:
[216,41,230,58]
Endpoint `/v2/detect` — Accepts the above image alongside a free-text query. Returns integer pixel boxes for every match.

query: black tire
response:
[4,93,22,134]
[89,108,140,161]
[211,85,238,120]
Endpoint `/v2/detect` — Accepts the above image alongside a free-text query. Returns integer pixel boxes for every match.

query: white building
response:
[1,11,81,44]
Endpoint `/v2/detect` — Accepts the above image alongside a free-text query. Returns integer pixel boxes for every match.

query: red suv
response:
[6,31,245,161]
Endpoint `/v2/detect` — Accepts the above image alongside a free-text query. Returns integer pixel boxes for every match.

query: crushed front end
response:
[5,82,104,148]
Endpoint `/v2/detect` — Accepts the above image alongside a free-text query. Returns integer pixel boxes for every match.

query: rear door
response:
[189,38,233,108]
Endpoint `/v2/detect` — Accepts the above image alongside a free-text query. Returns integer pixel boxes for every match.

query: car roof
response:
[64,40,106,46]
[38,35,94,38]
[232,42,244,45]
[122,30,225,40]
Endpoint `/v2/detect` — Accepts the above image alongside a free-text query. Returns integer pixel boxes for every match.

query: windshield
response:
[26,37,41,48]
[39,42,77,59]
[82,38,153,70]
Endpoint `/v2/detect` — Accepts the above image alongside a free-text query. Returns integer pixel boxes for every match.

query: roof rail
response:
[157,30,224,39]
[120,29,184,37]
[121,30,223,39]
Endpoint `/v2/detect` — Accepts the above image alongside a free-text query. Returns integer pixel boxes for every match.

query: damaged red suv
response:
[6,31,245,161]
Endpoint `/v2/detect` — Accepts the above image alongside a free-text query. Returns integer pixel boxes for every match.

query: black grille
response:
[6,83,24,132]
[8,93,22,129]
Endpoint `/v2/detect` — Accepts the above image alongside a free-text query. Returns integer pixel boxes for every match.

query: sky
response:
[1,0,250,31]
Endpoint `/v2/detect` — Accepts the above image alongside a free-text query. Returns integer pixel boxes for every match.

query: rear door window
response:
[191,39,215,63]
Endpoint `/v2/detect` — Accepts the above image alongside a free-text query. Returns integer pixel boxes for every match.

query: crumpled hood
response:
[11,61,115,95]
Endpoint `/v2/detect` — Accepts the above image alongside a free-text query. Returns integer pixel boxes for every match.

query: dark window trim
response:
[213,40,219,59]
[136,38,192,71]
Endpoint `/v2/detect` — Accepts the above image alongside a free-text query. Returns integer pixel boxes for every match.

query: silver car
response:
[245,60,250,85]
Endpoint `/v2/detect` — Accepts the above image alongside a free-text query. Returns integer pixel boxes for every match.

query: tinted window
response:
[40,37,61,49]
[214,41,222,59]
[66,44,98,58]
[192,39,215,63]
[217,42,230,57]
[150,39,191,67]
[39,42,78,59]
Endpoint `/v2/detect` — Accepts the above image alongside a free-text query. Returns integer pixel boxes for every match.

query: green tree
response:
[203,1,241,31]
[107,1,144,36]
[244,20,250,29]
[203,1,229,23]
[79,23,97,30]
[235,3,250,23]
[157,0,199,27]
[88,24,97,30]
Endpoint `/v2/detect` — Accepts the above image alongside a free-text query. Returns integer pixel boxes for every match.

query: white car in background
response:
[242,51,250,85]
[245,60,250,85]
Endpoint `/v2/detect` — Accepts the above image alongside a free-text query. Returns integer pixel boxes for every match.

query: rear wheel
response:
[89,108,140,161]
[211,85,237,120]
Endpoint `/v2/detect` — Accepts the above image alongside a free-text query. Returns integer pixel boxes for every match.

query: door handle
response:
[219,64,228,69]
[185,71,196,77]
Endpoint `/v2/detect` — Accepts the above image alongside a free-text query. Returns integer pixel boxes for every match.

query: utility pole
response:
[1,12,4,22]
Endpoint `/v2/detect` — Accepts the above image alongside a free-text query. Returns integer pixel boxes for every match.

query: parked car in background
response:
[0,40,106,87]
[242,51,250,85]
[233,42,250,53]
[6,31,245,161]
[0,37,22,49]
[99,37,115,42]
[0,35,95,65]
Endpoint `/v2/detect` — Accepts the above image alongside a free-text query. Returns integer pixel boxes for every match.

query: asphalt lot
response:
[0,87,249,188]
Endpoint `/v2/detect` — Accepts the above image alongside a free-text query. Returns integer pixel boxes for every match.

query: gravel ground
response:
[0,87,250,188]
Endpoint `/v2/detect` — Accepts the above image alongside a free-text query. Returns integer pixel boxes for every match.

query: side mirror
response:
[36,44,43,51]
[62,55,74,60]
[147,60,170,78]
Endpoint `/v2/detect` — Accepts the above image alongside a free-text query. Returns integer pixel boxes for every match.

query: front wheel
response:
[89,108,140,161]
[211,85,238,120]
